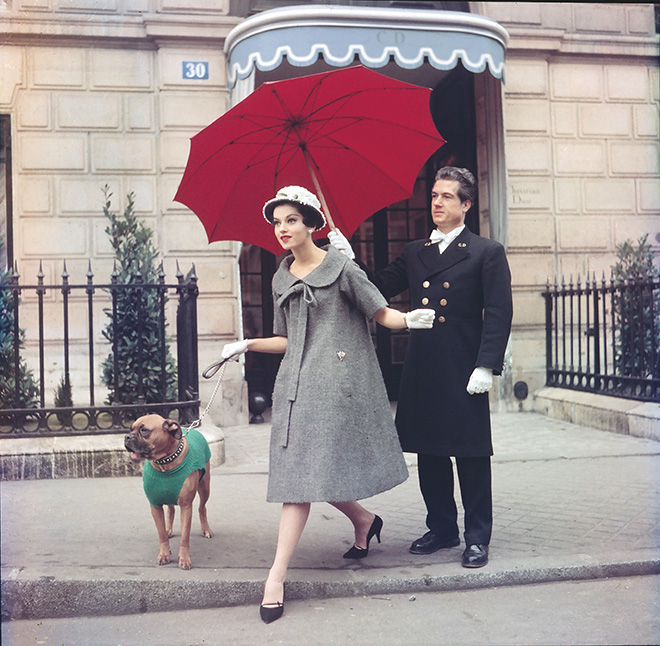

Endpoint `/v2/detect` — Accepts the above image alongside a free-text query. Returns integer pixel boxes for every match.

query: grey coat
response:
[267,245,409,503]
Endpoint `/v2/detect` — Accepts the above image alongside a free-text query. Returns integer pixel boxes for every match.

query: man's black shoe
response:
[461,543,489,568]
[409,531,460,555]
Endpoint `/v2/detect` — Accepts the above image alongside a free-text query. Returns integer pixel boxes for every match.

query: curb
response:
[3,556,659,621]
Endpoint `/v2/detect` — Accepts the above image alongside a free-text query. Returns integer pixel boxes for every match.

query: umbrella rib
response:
[184,116,301,185]
[294,85,435,140]
[302,115,442,148]
[268,83,371,148]
[270,90,441,150]
[220,85,441,177]
[304,142,412,194]
[179,68,445,254]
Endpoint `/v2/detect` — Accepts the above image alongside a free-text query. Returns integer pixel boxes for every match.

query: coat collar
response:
[417,226,472,276]
[273,244,348,294]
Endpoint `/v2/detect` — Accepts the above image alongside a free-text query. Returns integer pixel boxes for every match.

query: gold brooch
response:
[458,242,467,248]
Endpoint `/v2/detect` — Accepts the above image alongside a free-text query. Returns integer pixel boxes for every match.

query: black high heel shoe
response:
[343,514,383,559]
[260,582,285,624]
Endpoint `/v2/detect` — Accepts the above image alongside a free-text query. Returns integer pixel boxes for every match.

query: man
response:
[329,167,513,568]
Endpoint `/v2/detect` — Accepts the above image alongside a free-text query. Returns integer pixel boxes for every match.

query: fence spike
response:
[37,260,44,281]
[87,260,94,281]
[61,260,69,281]
[188,263,198,281]
[111,260,119,282]
[158,261,165,284]
[176,260,183,282]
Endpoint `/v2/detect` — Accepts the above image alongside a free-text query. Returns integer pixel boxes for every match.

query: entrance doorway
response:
[240,63,479,403]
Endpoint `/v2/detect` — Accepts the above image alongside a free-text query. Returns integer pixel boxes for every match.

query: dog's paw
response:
[178,556,193,570]
[157,550,172,566]
[201,526,213,539]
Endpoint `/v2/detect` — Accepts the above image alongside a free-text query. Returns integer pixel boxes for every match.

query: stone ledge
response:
[0,425,225,481]
[533,387,660,441]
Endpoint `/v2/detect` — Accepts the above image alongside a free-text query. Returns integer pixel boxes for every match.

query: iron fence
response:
[543,273,660,402]
[0,261,199,436]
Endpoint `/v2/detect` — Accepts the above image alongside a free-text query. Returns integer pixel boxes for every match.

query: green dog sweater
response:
[142,428,211,507]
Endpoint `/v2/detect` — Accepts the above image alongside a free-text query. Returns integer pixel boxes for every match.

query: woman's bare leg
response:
[330,501,376,549]
[262,502,311,606]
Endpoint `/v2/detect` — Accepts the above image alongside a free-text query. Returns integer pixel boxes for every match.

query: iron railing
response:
[543,273,660,402]
[0,261,200,436]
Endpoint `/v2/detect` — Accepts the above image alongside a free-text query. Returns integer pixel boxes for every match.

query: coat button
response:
[439,299,447,306]
[438,316,446,323]
[443,282,450,289]
[421,297,429,305]
[422,281,430,288]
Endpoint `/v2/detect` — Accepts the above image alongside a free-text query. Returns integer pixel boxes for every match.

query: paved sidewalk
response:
[2,411,660,620]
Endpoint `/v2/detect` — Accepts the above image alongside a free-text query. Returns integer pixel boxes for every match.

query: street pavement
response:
[3,576,659,645]
[2,410,660,629]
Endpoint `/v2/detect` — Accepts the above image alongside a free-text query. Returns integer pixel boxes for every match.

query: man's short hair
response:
[435,167,477,204]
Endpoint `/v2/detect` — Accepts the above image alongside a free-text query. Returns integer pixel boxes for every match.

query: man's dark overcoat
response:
[370,227,513,457]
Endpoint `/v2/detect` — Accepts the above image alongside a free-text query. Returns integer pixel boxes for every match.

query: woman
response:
[221,186,434,623]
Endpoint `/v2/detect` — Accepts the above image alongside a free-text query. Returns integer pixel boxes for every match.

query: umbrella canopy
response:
[174,65,445,255]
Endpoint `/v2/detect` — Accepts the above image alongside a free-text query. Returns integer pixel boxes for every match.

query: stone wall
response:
[1,1,658,424]
[0,0,249,425]
[476,2,660,403]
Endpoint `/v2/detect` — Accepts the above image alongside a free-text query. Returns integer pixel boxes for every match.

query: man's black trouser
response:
[417,454,492,546]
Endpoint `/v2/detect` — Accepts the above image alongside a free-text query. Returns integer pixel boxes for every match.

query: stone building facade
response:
[1,1,658,427]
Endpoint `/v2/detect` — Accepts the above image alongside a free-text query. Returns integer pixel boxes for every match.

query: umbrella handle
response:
[302,149,336,232]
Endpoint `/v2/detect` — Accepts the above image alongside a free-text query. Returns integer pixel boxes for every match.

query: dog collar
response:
[153,437,185,466]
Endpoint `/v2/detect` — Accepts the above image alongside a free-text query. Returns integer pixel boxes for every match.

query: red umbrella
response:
[174,65,445,255]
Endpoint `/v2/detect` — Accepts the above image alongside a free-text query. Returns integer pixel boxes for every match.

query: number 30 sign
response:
[182,61,209,80]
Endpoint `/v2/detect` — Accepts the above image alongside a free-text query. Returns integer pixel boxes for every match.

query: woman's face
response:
[272,204,311,251]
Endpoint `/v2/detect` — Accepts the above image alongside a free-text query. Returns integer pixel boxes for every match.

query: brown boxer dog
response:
[125,414,213,570]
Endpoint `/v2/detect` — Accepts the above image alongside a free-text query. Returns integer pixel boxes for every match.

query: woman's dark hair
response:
[277,201,325,231]
[435,167,477,204]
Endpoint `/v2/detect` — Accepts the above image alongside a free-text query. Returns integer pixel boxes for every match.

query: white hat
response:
[262,186,327,230]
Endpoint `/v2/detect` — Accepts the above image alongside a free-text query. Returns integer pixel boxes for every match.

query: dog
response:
[124,414,213,570]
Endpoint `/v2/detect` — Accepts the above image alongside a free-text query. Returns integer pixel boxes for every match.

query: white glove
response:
[404,309,435,329]
[327,229,355,260]
[221,339,248,360]
[466,367,493,394]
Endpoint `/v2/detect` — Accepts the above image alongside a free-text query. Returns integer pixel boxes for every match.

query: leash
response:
[181,357,233,436]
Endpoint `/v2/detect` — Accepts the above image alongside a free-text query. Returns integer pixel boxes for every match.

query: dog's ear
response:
[163,419,182,440]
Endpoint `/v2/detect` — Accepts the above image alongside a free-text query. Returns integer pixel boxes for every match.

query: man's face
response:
[430,179,471,233]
